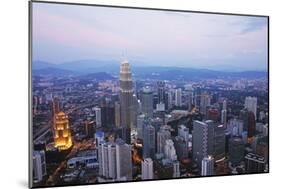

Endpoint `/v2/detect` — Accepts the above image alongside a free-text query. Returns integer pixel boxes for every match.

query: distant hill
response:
[33,66,116,81]
[32,60,267,80]
[32,59,119,74]
[33,67,77,76]
[32,61,57,70]
[79,72,115,80]
[133,67,267,80]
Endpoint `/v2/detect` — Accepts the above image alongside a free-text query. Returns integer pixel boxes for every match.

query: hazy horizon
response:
[32,2,268,71]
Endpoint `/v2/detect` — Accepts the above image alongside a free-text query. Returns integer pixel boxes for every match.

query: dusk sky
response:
[32,2,268,71]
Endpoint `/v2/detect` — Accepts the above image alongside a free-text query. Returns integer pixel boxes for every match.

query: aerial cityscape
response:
[31,2,269,188]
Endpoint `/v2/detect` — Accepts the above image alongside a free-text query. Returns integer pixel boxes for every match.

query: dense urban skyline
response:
[32,58,269,187]
[32,3,268,71]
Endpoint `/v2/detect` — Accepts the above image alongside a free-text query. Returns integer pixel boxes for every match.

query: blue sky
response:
[32,2,268,71]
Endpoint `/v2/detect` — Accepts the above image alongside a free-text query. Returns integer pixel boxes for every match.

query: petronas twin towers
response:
[119,59,135,129]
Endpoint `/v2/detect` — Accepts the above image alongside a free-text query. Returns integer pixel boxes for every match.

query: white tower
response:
[95,107,101,127]
[175,88,182,107]
[244,97,257,119]
[116,139,132,181]
[33,150,47,183]
[201,155,215,176]
[141,158,154,180]
[164,139,177,161]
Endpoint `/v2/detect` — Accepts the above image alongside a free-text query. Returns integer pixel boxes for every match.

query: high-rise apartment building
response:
[175,88,182,107]
[116,139,132,180]
[141,86,153,117]
[164,139,177,161]
[200,93,211,115]
[143,122,156,159]
[192,120,214,168]
[157,81,165,104]
[228,137,244,166]
[157,126,171,154]
[137,114,145,140]
[98,141,117,179]
[95,107,102,128]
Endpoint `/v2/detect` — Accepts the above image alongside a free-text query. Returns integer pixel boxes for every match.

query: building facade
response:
[192,120,214,168]
[201,156,215,176]
[119,60,134,128]
[141,158,154,180]
[53,111,72,151]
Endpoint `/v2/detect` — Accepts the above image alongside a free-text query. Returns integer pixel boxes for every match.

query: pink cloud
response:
[33,9,138,51]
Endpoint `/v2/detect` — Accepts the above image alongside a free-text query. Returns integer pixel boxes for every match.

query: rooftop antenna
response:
[120,50,128,63]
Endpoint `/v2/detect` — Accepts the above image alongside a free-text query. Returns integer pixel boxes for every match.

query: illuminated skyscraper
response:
[119,59,134,128]
[53,112,72,151]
